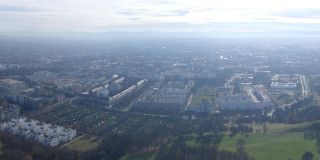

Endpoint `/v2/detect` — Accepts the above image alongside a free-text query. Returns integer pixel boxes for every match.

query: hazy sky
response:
[1,0,320,33]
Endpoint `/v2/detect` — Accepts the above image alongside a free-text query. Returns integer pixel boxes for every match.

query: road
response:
[225,75,239,87]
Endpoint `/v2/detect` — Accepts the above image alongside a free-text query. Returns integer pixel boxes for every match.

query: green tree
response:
[236,138,246,150]
[301,151,314,160]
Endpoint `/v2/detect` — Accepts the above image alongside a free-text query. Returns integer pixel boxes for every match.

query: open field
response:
[190,86,215,109]
[61,135,103,152]
[120,152,157,160]
[190,95,211,106]
[220,133,319,160]
[191,86,214,104]
[220,121,320,160]
[186,138,201,148]
[250,120,320,134]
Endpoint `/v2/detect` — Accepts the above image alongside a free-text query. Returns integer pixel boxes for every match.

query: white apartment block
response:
[0,117,76,147]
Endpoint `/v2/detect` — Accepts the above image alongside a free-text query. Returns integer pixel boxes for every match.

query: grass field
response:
[251,121,320,134]
[190,86,215,106]
[191,86,213,104]
[220,133,319,160]
[186,138,201,148]
[120,122,320,160]
[61,135,103,152]
[220,122,320,160]
[120,152,157,160]
[191,95,212,105]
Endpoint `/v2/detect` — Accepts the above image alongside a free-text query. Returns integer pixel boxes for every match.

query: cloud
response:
[171,10,190,16]
[117,8,190,17]
[0,5,39,12]
[132,0,178,5]
[275,8,320,19]
[196,8,249,12]
[1,0,320,33]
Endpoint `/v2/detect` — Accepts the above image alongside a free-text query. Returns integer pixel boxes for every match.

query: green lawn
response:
[190,86,215,106]
[191,95,212,105]
[61,135,103,152]
[250,121,320,134]
[120,152,157,160]
[186,138,201,148]
[220,122,320,160]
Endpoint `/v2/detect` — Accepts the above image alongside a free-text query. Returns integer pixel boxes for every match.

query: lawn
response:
[220,133,319,160]
[250,121,320,134]
[61,135,103,152]
[220,122,320,160]
[120,152,157,160]
[186,138,201,148]
[191,95,212,105]
[190,86,215,106]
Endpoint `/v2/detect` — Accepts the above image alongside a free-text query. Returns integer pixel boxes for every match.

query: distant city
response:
[0,36,320,160]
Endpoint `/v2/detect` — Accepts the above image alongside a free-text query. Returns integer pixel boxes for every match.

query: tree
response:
[236,138,246,150]
[233,86,241,95]
[301,151,314,160]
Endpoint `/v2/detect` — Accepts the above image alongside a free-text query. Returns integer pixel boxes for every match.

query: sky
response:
[1,0,320,33]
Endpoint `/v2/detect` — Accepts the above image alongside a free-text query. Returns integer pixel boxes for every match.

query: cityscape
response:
[0,36,319,160]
